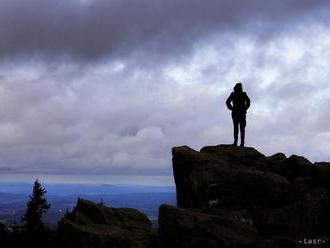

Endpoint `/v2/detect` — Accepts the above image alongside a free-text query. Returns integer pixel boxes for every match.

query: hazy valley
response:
[0,182,176,227]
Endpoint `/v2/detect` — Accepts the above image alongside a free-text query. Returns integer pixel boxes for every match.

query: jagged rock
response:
[158,204,297,248]
[267,154,316,182]
[57,199,157,248]
[268,153,287,161]
[266,153,287,175]
[253,188,330,238]
[172,146,222,208]
[314,162,330,190]
[172,145,291,209]
[282,155,316,181]
[170,144,330,245]
[315,162,330,168]
[201,144,268,170]
[291,176,315,200]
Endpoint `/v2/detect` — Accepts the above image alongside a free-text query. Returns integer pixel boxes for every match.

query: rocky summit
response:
[57,198,157,248]
[55,144,330,248]
[159,144,330,247]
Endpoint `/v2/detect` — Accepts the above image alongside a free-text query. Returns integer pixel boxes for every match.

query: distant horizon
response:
[0,173,175,186]
[0,181,176,226]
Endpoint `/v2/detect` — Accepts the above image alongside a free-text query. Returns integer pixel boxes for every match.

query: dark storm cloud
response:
[0,0,329,61]
[0,0,330,181]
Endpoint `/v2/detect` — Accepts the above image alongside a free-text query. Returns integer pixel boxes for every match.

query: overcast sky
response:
[0,0,330,184]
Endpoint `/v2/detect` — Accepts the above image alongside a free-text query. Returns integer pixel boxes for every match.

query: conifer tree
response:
[22,179,51,235]
[0,222,7,243]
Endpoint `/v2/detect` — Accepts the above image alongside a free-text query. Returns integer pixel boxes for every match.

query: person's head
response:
[234,82,243,93]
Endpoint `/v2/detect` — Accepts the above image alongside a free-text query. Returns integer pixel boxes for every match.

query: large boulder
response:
[172,145,292,209]
[172,146,223,208]
[253,188,330,238]
[170,144,330,246]
[158,204,296,248]
[314,162,330,190]
[282,155,316,181]
[266,153,287,175]
[201,145,268,170]
[57,199,157,248]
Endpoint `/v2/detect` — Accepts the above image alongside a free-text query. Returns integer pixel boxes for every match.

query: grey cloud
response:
[0,0,329,62]
[0,61,228,175]
[0,1,329,181]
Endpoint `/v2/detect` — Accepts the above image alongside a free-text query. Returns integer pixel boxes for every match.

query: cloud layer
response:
[0,0,330,181]
[1,0,329,61]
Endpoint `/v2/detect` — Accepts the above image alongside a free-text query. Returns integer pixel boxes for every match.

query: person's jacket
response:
[226,91,250,114]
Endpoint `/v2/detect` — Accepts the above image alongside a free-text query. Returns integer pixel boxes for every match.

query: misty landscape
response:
[0,182,175,227]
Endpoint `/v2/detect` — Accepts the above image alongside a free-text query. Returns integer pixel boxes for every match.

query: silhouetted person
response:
[226,83,250,147]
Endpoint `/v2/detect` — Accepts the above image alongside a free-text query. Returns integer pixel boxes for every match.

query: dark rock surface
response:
[57,198,157,248]
[167,144,330,247]
[253,188,330,238]
[201,145,268,170]
[158,204,297,248]
[315,162,330,190]
[172,145,291,209]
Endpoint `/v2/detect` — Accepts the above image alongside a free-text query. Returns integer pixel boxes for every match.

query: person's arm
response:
[245,93,250,110]
[226,93,233,110]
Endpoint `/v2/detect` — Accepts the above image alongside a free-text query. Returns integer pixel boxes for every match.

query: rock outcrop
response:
[57,198,157,248]
[54,144,330,248]
[172,145,292,209]
[158,204,297,248]
[160,144,330,247]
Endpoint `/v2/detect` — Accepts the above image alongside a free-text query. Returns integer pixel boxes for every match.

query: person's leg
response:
[239,114,246,147]
[232,113,238,146]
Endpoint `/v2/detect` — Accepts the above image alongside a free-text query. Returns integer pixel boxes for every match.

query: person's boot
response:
[240,131,245,147]
[233,129,238,147]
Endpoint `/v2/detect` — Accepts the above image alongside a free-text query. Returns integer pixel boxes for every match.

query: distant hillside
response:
[0,184,176,226]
